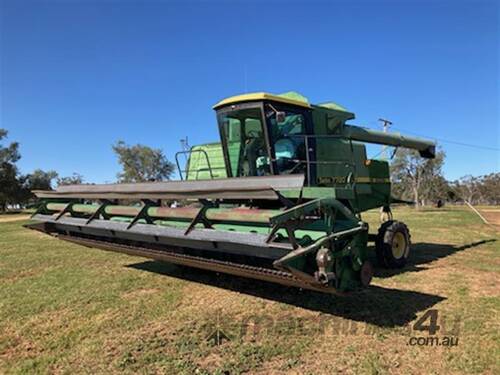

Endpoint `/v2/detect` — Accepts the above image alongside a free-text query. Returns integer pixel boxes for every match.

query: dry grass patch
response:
[0,215,30,223]
[479,210,500,227]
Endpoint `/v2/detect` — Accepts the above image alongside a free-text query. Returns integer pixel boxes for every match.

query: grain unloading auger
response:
[26,92,436,293]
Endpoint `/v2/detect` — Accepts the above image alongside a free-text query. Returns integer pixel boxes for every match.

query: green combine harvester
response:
[26,92,435,293]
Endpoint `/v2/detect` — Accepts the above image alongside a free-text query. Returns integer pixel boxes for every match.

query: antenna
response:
[180,136,189,152]
[244,64,248,93]
[180,136,190,165]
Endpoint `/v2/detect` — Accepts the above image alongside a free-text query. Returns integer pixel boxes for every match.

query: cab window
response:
[266,106,307,175]
[219,107,270,177]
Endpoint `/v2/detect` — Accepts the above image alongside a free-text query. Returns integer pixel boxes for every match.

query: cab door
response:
[264,103,315,185]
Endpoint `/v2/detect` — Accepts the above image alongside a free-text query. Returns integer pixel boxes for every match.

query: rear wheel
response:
[375,221,411,268]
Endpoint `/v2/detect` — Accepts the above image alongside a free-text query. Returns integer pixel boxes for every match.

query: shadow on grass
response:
[127,260,445,328]
[372,239,497,278]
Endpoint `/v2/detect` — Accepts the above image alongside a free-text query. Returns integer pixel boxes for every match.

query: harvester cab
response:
[26,92,436,294]
[215,94,312,178]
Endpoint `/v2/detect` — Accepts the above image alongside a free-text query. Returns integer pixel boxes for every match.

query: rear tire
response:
[375,220,411,268]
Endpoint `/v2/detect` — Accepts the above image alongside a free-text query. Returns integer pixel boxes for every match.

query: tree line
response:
[390,148,499,207]
[1,127,498,211]
[0,129,174,211]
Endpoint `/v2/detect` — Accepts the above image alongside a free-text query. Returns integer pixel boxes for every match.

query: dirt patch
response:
[179,283,250,313]
[0,215,30,223]
[465,270,500,298]
[479,210,500,227]
[2,269,39,283]
[196,353,224,372]
[0,328,41,361]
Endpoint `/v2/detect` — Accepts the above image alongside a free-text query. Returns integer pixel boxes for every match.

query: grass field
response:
[1,207,499,374]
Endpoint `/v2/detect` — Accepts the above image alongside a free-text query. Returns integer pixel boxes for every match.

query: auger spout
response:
[343,125,436,158]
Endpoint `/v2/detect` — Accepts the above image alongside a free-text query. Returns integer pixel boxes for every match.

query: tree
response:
[452,173,500,205]
[452,175,481,203]
[0,162,23,211]
[390,148,447,208]
[24,169,58,191]
[479,173,500,205]
[0,129,22,211]
[112,141,175,183]
[0,129,20,165]
[17,169,58,206]
[57,173,84,186]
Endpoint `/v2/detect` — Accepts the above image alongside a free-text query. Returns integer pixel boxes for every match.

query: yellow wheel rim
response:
[392,232,407,259]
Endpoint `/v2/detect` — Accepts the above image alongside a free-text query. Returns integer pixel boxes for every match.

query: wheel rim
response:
[392,232,407,259]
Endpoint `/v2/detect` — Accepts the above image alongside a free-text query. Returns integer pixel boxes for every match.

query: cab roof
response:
[213,91,311,109]
[213,91,354,119]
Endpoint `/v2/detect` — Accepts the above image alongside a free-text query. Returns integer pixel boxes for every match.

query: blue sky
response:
[1,0,498,183]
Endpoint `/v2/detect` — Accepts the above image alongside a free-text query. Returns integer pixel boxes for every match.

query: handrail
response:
[175,149,215,180]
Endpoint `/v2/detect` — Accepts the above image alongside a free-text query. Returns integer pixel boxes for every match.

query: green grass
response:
[0,207,499,374]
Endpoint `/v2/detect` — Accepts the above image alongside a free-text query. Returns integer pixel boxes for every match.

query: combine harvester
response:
[26,92,435,294]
